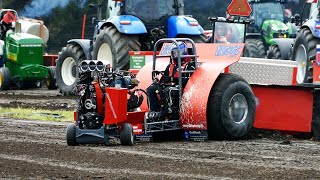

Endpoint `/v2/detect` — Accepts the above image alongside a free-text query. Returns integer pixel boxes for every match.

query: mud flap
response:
[312,89,320,140]
[184,131,208,142]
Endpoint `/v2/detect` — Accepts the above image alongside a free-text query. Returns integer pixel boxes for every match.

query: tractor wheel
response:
[0,67,10,90]
[56,44,85,96]
[92,26,141,70]
[267,45,281,59]
[207,74,256,140]
[120,123,134,146]
[244,39,266,58]
[291,28,320,84]
[66,123,78,146]
[46,66,57,90]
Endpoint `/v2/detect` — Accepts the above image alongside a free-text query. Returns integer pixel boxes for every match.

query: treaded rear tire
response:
[244,39,266,58]
[267,45,281,59]
[291,28,320,83]
[0,67,10,90]
[92,26,141,70]
[66,123,78,146]
[207,74,256,140]
[56,44,85,96]
[120,123,134,146]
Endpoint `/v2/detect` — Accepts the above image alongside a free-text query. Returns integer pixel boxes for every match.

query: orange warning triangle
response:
[227,0,252,17]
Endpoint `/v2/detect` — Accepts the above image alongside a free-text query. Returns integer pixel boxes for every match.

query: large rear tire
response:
[66,123,78,146]
[291,28,320,84]
[0,67,10,90]
[56,44,85,96]
[207,74,256,139]
[120,123,134,146]
[46,66,57,90]
[92,26,141,70]
[244,39,266,58]
[267,45,281,59]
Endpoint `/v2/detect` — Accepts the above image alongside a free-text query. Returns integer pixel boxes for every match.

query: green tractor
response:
[0,9,56,90]
[244,0,297,59]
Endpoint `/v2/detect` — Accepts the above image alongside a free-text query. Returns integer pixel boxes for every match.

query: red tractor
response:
[66,31,257,145]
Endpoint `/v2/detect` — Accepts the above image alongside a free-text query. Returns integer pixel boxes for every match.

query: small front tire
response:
[120,123,134,146]
[66,123,78,146]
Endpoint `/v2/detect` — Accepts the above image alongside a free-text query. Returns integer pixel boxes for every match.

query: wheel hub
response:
[229,93,248,124]
[61,57,76,86]
[295,44,307,84]
[97,43,112,67]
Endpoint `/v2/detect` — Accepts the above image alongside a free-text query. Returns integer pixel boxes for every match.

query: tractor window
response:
[123,0,176,23]
[251,2,285,31]
[214,22,245,44]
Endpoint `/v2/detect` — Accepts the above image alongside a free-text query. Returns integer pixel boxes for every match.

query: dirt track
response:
[0,88,77,110]
[1,89,320,179]
[1,117,320,179]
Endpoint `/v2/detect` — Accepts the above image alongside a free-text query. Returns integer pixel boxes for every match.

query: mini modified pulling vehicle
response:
[66,59,146,145]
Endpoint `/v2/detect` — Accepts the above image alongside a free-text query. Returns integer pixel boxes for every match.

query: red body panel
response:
[104,88,128,125]
[94,83,104,115]
[253,86,314,132]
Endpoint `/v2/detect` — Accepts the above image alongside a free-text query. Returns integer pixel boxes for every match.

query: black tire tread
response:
[47,66,57,90]
[207,74,256,140]
[66,123,78,146]
[120,123,134,146]
[245,39,266,58]
[267,45,281,59]
[93,26,141,70]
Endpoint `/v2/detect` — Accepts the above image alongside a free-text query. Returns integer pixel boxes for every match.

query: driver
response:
[146,41,194,118]
[214,23,231,44]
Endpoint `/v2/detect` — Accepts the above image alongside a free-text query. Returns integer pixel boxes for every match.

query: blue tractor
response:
[56,0,206,95]
[291,0,320,84]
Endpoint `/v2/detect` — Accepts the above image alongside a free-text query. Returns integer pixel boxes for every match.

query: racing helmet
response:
[170,42,188,63]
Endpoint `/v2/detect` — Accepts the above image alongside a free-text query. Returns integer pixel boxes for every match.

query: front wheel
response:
[0,67,10,90]
[66,123,78,146]
[56,44,85,96]
[120,123,134,146]
[207,74,256,139]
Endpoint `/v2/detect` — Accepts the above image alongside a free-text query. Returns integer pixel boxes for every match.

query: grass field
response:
[0,107,74,122]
